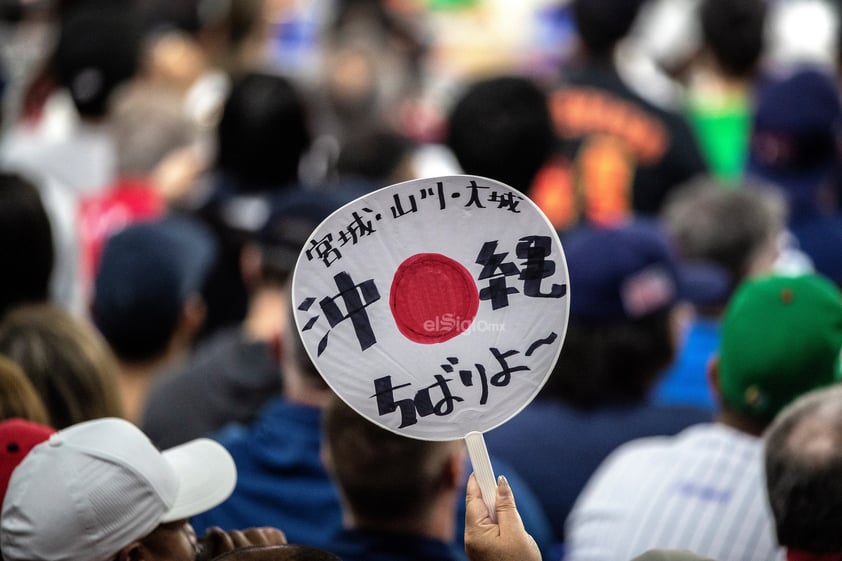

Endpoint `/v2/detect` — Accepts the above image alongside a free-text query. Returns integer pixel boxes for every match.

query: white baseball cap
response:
[1,417,237,561]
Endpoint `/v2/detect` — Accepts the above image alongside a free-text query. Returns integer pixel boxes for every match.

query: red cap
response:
[0,418,55,501]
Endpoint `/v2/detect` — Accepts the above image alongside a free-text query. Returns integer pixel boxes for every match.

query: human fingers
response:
[237,527,288,547]
[493,475,525,536]
[465,472,495,528]
[197,526,236,560]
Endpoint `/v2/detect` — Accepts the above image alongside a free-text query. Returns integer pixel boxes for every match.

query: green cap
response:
[719,274,842,423]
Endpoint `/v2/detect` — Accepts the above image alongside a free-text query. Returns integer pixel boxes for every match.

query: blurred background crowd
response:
[2,0,842,560]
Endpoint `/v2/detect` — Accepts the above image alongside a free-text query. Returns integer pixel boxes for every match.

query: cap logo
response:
[71,67,104,104]
[744,384,766,411]
[621,266,675,318]
[780,287,794,304]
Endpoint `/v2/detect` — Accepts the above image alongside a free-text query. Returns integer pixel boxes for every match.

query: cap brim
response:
[677,262,733,307]
[160,438,237,522]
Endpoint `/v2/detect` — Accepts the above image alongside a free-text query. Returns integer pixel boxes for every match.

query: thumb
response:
[494,475,526,533]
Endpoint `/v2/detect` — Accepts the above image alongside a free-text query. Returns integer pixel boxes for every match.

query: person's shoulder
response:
[210,396,302,449]
[210,420,251,446]
[591,424,710,476]
[146,329,240,399]
[637,403,714,429]
[210,403,278,452]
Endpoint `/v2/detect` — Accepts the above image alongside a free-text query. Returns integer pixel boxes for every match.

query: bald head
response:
[764,385,842,553]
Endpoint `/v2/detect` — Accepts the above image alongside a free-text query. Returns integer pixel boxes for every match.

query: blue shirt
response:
[653,318,720,410]
[189,399,341,548]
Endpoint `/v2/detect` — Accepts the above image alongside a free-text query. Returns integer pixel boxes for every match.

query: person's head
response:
[109,83,198,178]
[661,176,786,313]
[50,3,143,119]
[1,417,236,561]
[247,189,356,288]
[764,384,842,555]
[321,396,465,533]
[0,172,54,319]
[543,221,694,408]
[0,356,49,425]
[152,0,270,75]
[0,304,124,429]
[334,126,417,191]
[747,66,842,222]
[216,71,312,192]
[699,0,767,79]
[445,75,554,194]
[712,274,842,433]
[92,215,216,365]
[571,0,646,59]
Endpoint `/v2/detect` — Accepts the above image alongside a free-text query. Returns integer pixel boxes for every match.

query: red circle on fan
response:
[390,253,479,343]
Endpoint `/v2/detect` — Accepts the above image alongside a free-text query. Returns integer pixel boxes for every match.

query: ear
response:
[707,354,722,405]
[668,303,692,354]
[443,446,466,491]
[240,242,263,290]
[320,440,334,475]
[116,541,143,561]
[178,294,207,341]
[269,331,283,366]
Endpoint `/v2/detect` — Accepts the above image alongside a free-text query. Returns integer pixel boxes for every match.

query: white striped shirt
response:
[564,423,784,561]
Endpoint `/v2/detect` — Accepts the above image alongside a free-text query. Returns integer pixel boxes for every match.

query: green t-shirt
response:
[687,91,751,186]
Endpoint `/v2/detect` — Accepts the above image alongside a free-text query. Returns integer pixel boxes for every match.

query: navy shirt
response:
[329,529,465,561]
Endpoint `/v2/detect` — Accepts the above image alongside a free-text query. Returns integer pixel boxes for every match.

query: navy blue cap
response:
[747,66,842,221]
[92,214,217,352]
[562,220,730,320]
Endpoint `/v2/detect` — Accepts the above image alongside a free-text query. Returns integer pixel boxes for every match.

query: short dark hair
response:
[571,0,646,58]
[217,72,312,191]
[0,172,53,318]
[764,385,842,553]
[446,75,555,193]
[540,312,675,408]
[700,0,766,79]
[335,127,415,187]
[322,396,458,522]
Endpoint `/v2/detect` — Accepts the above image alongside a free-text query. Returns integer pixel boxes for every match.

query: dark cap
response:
[51,5,143,117]
[92,214,216,359]
[562,220,730,320]
[747,67,842,220]
[257,189,355,278]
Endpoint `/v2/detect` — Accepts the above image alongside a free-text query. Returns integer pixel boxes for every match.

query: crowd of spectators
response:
[1,0,842,560]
